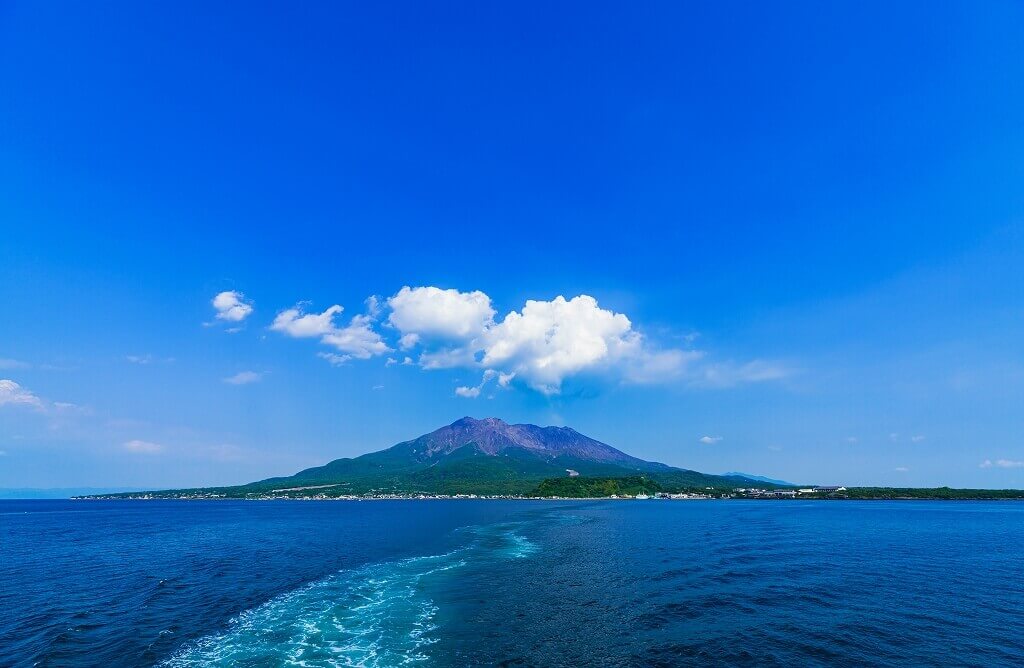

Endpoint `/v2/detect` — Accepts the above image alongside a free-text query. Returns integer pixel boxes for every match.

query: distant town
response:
[78,485,853,502]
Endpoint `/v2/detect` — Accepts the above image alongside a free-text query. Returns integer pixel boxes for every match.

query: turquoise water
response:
[2,500,1023,666]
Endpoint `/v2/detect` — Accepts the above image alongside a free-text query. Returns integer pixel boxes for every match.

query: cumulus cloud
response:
[123,439,164,454]
[212,291,253,322]
[380,288,781,396]
[388,286,495,342]
[0,379,43,408]
[272,302,389,361]
[455,385,482,398]
[223,371,262,385]
[321,315,389,359]
[699,435,722,444]
[264,286,786,397]
[271,304,343,338]
[478,295,642,393]
[980,459,1024,469]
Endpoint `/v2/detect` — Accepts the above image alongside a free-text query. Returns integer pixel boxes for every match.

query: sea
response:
[2,499,1022,667]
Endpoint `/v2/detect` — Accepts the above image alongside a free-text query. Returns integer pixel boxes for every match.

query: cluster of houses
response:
[734,486,847,498]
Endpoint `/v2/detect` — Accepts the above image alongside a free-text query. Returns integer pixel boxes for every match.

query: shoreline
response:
[66,494,1024,502]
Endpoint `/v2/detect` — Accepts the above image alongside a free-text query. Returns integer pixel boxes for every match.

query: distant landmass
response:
[75,418,1024,501]
[722,472,798,487]
[0,487,145,499]
[84,417,763,498]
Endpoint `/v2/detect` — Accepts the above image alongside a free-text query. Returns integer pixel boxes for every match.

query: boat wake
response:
[162,525,537,667]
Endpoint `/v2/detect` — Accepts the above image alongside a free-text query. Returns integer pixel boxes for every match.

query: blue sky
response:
[1,1,1023,488]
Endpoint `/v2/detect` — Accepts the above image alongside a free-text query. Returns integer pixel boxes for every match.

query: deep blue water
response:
[2,500,1023,667]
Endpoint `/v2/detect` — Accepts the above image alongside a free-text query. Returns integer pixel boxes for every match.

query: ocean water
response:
[2,500,1023,666]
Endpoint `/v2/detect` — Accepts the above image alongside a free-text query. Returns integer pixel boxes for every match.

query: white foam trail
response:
[162,526,538,667]
[163,553,465,667]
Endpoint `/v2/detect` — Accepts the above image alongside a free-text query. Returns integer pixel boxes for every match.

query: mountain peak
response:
[412,416,649,466]
[451,416,507,428]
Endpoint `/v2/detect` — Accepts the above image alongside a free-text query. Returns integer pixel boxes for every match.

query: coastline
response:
[69,493,1024,502]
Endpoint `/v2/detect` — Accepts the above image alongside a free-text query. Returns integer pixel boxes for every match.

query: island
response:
[75,417,1024,502]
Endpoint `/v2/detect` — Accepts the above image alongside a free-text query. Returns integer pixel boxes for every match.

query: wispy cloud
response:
[696,360,793,388]
[454,369,513,399]
[126,354,175,365]
[894,466,909,472]
[0,379,44,409]
[0,358,30,370]
[980,459,1024,469]
[699,435,723,445]
[223,371,262,385]
[123,439,164,454]
[317,352,351,366]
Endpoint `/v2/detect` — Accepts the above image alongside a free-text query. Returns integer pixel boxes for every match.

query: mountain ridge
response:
[84,417,767,498]
[722,472,798,487]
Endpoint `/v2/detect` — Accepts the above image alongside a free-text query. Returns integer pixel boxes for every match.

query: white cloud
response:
[321,315,389,359]
[124,439,164,454]
[894,466,909,472]
[223,371,262,385]
[318,352,352,366]
[212,291,253,322]
[455,369,504,399]
[699,435,722,445]
[0,358,29,370]
[399,333,421,350]
[126,354,174,365]
[697,360,792,388]
[364,295,382,318]
[980,459,1024,469]
[625,349,703,384]
[382,289,775,396]
[262,285,787,397]
[388,286,495,342]
[419,346,479,370]
[480,295,667,394]
[272,303,389,360]
[0,380,43,408]
[271,304,343,338]
[911,435,926,443]
[53,401,88,414]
